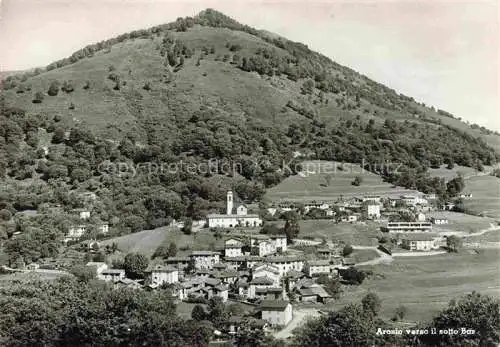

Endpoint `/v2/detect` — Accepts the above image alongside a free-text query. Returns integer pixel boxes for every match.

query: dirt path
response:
[273,308,321,340]
[442,223,500,238]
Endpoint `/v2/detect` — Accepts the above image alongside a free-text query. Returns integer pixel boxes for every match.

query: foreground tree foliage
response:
[412,292,500,347]
[0,277,213,347]
[291,292,500,347]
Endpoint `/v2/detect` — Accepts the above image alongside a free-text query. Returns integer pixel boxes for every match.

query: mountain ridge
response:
[0,8,498,238]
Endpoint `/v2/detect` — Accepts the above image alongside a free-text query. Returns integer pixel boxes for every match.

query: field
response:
[425,211,496,233]
[101,227,221,257]
[298,219,382,246]
[265,160,419,202]
[427,165,482,181]
[462,175,500,219]
[328,249,500,323]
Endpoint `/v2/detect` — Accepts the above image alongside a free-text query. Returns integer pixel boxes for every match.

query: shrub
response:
[32,92,45,103]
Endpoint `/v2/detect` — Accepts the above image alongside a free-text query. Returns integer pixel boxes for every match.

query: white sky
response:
[0,0,498,130]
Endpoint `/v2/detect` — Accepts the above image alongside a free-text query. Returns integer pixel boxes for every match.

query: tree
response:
[291,303,398,347]
[69,264,95,282]
[361,292,381,316]
[324,174,333,186]
[207,297,227,328]
[342,244,353,257]
[352,176,363,186]
[123,252,149,279]
[283,218,300,244]
[47,81,60,96]
[167,242,177,257]
[301,79,315,94]
[182,218,193,235]
[414,292,500,346]
[446,235,462,253]
[392,305,407,321]
[61,80,74,93]
[32,92,45,103]
[0,278,212,346]
[191,304,206,321]
[316,275,342,299]
[341,267,365,285]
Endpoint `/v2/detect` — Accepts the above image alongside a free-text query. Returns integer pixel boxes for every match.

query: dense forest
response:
[0,9,499,265]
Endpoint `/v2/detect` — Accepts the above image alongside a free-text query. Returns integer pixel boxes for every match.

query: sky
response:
[0,0,498,130]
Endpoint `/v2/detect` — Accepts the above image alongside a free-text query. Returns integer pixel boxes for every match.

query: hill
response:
[0,9,499,265]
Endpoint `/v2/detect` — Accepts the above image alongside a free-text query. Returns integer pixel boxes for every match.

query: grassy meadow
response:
[329,249,500,323]
[462,176,500,219]
[265,160,419,202]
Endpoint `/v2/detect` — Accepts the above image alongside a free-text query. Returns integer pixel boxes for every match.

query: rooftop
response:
[259,300,291,311]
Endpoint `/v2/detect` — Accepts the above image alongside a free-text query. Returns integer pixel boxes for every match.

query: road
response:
[351,245,393,266]
[273,308,321,340]
[440,223,500,238]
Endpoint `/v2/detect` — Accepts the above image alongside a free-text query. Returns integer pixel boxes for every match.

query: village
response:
[5,184,490,341]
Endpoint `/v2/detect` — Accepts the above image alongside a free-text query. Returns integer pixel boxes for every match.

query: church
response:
[206,191,263,228]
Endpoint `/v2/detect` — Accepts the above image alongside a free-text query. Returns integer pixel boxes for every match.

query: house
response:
[317,248,332,259]
[297,284,332,303]
[98,223,109,234]
[250,236,276,257]
[269,235,288,253]
[341,214,358,223]
[226,317,267,335]
[260,300,293,327]
[267,207,278,216]
[362,195,382,203]
[224,238,244,258]
[206,191,262,228]
[266,256,305,276]
[304,260,331,277]
[72,209,91,220]
[304,202,330,214]
[145,265,179,285]
[85,262,108,276]
[212,284,229,302]
[251,264,281,286]
[430,217,449,225]
[67,224,87,240]
[165,256,190,270]
[255,287,286,300]
[400,233,438,251]
[99,269,125,282]
[190,251,220,270]
[416,213,426,222]
[366,204,381,220]
[26,262,40,271]
[284,270,306,290]
[385,222,432,233]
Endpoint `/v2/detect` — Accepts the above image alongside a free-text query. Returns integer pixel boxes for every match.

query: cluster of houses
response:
[85,232,344,328]
[66,208,109,243]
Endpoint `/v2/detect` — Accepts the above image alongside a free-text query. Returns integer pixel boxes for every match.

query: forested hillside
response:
[0,9,499,264]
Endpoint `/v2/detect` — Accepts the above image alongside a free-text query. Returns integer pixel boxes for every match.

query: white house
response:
[430,217,449,225]
[224,238,244,258]
[260,300,293,327]
[304,260,331,277]
[190,251,220,270]
[362,195,382,203]
[98,223,109,234]
[207,191,262,228]
[416,213,426,222]
[99,269,125,282]
[252,264,281,286]
[400,234,438,251]
[366,204,381,220]
[270,235,287,253]
[386,222,432,233]
[67,224,87,240]
[146,265,179,285]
